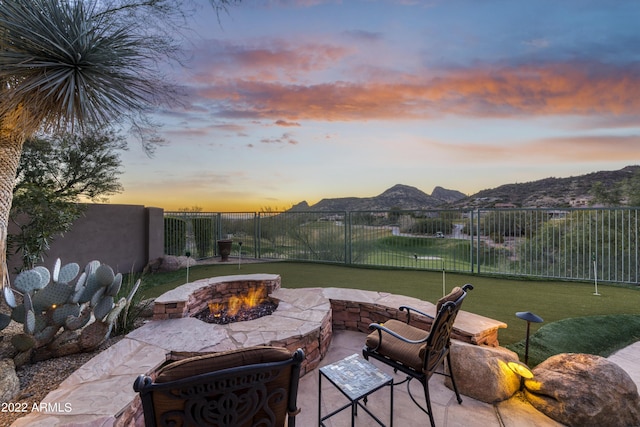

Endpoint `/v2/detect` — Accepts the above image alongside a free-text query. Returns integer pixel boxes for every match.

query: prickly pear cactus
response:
[1,259,138,365]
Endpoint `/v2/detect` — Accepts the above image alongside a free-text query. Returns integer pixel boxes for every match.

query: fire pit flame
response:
[198,286,277,325]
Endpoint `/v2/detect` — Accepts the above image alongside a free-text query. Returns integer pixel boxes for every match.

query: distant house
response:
[495,203,517,208]
[570,197,591,207]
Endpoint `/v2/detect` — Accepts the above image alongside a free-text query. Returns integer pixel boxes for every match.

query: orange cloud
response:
[194,62,640,122]
[431,135,640,163]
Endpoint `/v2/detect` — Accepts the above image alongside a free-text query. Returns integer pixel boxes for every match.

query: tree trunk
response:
[0,113,27,289]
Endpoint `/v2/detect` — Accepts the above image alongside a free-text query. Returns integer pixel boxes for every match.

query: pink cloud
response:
[189,39,351,84]
[192,62,640,122]
[431,135,640,163]
[275,119,301,127]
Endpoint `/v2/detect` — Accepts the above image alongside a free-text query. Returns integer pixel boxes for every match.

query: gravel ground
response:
[0,293,151,427]
[0,316,124,426]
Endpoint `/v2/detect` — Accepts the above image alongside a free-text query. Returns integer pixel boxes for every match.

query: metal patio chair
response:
[363,284,473,427]
[134,346,305,427]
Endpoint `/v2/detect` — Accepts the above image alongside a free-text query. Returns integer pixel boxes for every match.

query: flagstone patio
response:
[9,274,511,426]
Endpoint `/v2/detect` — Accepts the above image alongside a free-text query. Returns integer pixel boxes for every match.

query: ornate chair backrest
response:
[420,284,472,376]
[134,346,304,427]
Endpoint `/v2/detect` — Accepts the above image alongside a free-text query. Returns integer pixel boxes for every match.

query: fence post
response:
[256,212,261,259]
[469,210,475,274]
[345,211,351,265]
[476,209,482,275]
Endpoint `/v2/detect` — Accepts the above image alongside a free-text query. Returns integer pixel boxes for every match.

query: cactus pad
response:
[70,272,87,303]
[0,313,10,330]
[11,304,25,323]
[52,258,62,282]
[3,285,17,308]
[57,262,80,284]
[65,306,92,330]
[32,282,74,311]
[33,266,51,287]
[14,270,47,295]
[12,334,36,352]
[34,314,46,333]
[24,309,36,334]
[85,260,101,275]
[52,304,81,326]
[35,325,60,344]
[90,287,106,306]
[93,295,114,321]
[23,292,33,311]
[77,273,101,304]
[106,274,122,297]
[95,264,116,287]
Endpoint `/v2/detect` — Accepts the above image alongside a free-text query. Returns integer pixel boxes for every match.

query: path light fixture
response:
[592,252,601,296]
[185,251,191,283]
[515,311,543,366]
[238,241,243,269]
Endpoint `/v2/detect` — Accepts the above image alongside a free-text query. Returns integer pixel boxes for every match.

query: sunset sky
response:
[110,0,640,212]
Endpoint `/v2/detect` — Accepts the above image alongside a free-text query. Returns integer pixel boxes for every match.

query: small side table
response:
[319,353,393,427]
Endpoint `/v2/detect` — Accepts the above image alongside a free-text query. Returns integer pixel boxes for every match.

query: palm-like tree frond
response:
[0,0,167,132]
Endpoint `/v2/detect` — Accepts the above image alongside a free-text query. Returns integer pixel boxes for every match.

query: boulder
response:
[445,341,521,403]
[0,359,20,403]
[143,257,163,274]
[149,256,197,273]
[524,353,640,427]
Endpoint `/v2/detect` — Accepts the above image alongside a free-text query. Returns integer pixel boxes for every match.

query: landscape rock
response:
[32,330,80,362]
[0,359,20,403]
[524,353,640,427]
[148,256,196,273]
[445,341,521,403]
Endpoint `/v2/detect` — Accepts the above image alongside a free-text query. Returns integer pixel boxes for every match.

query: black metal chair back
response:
[363,284,473,427]
[134,346,304,427]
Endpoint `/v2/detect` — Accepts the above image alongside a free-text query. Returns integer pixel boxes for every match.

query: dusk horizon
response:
[108,0,640,212]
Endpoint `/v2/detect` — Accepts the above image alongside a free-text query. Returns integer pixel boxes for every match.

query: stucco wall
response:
[8,203,163,278]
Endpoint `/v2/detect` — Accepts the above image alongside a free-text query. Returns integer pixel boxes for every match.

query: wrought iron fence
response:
[164,208,640,284]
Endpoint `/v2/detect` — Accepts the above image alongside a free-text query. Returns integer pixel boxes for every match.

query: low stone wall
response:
[11,275,507,427]
[331,300,501,346]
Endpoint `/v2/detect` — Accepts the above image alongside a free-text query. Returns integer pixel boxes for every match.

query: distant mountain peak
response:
[291,183,465,212]
[288,165,640,212]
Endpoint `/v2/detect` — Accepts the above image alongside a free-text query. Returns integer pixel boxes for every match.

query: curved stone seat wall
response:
[11,274,506,427]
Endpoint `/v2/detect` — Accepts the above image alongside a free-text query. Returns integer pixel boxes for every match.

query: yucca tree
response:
[0,0,237,304]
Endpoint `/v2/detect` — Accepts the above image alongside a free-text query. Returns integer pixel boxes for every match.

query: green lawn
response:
[135,260,640,364]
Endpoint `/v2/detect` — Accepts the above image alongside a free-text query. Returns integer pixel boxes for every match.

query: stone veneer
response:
[152,274,283,320]
[11,274,506,427]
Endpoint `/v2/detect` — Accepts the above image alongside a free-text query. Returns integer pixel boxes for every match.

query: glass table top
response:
[320,353,393,401]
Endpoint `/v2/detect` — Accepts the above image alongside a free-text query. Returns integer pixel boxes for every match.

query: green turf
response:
[506,314,640,366]
[135,261,640,362]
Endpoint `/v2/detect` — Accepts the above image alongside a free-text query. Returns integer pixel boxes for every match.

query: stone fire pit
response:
[11,274,507,426]
[149,274,334,373]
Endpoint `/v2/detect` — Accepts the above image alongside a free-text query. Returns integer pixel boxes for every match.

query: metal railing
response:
[164,208,640,284]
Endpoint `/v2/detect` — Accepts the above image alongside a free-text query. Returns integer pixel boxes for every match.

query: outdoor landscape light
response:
[515,311,544,365]
[507,361,534,379]
[185,251,191,283]
[507,360,534,391]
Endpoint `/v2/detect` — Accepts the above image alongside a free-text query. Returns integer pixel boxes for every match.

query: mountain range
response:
[289,165,640,211]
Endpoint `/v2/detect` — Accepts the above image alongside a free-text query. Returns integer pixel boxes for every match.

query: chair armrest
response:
[399,305,434,324]
[366,322,430,352]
